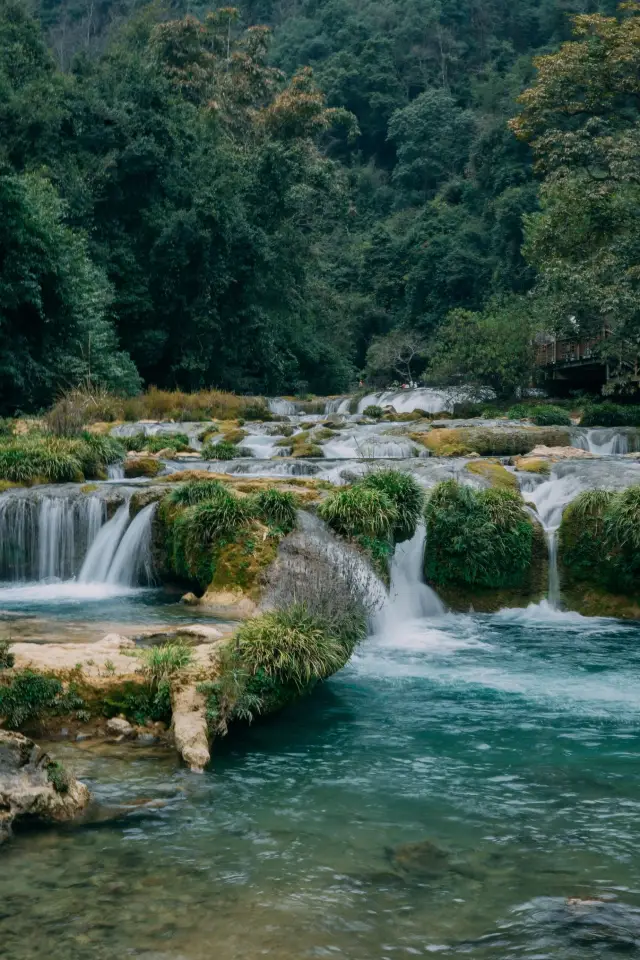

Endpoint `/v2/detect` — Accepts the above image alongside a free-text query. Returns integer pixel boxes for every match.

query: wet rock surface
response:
[0,730,90,843]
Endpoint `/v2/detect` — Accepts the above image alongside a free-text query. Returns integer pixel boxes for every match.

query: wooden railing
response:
[535,333,606,368]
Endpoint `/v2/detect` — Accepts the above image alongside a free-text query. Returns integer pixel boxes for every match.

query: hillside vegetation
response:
[1,0,638,412]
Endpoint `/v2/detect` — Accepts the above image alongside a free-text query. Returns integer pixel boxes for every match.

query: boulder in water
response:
[528,445,594,459]
[0,730,90,843]
[106,717,134,738]
[386,839,451,878]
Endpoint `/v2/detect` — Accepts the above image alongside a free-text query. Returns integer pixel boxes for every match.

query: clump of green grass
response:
[139,640,193,688]
[604,487,640,552]
[318,485,399,539]
[250,489,298,533]
[0,639,15,670]
[0,431,127,484]
[168,479,228,506]
[363,405,384,419]
[167,487,252,584]
[125,432,191,454]
[201,440,253,460]
[0,671,84,730]
[136,639,194,721]
[201,603,357,736]
[0,438,82,483]
[80,432,126,466]
[184,490,251,540]
[362,470,424,541]
[424,480,533,590]
[46,759,71,794]
[234,605,347,689]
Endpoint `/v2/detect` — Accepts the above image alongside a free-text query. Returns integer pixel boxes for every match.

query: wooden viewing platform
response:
[535,330,640,392]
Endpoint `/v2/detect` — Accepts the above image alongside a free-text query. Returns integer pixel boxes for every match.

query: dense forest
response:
[1,0,638,412]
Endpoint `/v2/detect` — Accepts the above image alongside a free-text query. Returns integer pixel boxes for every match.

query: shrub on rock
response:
[425,480,536,592]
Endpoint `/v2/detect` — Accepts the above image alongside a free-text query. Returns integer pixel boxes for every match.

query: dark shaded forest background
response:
[0,0,628,411]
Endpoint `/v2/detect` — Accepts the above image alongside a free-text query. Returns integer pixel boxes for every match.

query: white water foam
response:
[0,582,145,603]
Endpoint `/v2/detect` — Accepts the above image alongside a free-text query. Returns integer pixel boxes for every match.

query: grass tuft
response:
[250,489,298,533]
[233,605,347,689]
[318,485,398,539]
[362,469,424,541]
[201,440,253,460]
[168,479,228,506]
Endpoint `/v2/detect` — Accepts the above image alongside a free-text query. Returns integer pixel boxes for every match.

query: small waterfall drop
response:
[79,503,131,583]
[572,429,629,455]
[106,503,156,586]
[0,491,155,590]
[107,463,125,480]
[0,494,104,582]
[375,524,444,634]
[521,473,586,609]
[324,397,352,415]
[268,398,297,416]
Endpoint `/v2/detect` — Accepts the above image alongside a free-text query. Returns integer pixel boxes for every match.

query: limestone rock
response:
[98,633,135,650]
[181,592,200,605]
[528,445,594,459]
[171,683,210,773]
[106,717,134,737]
[198,587,257,620]
[0,730,90,844]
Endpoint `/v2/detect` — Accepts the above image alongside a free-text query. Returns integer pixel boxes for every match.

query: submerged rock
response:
[387,839,450,878]
[0,730,90,844]
[386,839,486,882]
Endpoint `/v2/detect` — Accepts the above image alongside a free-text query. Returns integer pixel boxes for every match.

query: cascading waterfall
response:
[0,494,104,582]
[375,523,444,634]
[572,429,629,455]
[0,492,155,588]
[324,397,353,415]
[106,503,156,586]
[268,398,298,416]
[78,503,131,583]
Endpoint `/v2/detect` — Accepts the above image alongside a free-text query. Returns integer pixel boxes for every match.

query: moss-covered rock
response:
[512,457,551,475]
[424,480,546,611]
[464,460,518,490]
[413,426,572,457]
[153,480,297,601]
[123,457,161,478]
[291,443,323,458]
[558,487,640,616]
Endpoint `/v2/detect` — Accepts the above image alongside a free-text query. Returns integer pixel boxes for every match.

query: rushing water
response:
[0,491,156,588]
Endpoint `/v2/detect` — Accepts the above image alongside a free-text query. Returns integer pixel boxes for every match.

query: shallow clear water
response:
[0,586,225,643]
[3,607,640,958]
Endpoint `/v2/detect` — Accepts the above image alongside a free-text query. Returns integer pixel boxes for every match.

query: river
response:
[2,600,640,957]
